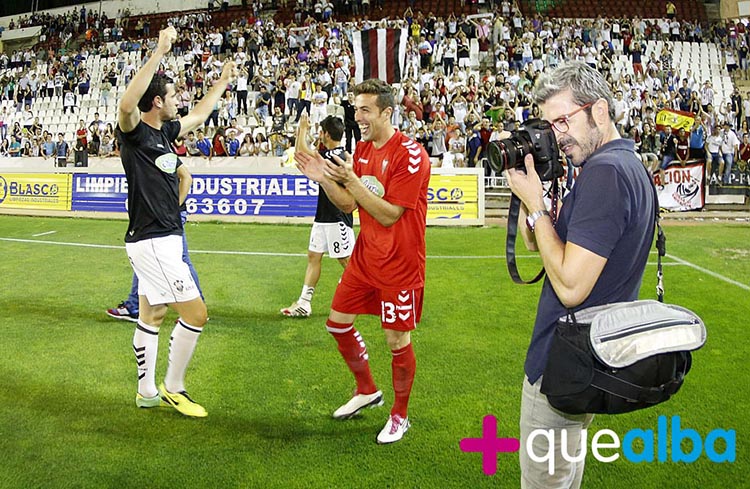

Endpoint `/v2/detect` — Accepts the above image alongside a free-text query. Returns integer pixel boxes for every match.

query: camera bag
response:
[540,300,705,414]
[539,165,706,415]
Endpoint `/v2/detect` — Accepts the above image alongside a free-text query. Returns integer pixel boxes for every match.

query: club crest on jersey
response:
[360,175,385,197]
[382,159,389,172]
[154,153,178,173]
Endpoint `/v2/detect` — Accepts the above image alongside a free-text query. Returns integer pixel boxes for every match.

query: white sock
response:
[133,321,159,398]
[299,285,315,304]
[164,319,202,393]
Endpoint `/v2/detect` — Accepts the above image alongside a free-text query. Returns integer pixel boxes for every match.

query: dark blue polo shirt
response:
[525,138,656,384]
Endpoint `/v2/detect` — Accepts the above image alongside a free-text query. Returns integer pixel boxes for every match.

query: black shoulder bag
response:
[538,171,706,415]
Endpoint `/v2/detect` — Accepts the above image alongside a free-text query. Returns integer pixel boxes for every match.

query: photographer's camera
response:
[486,119,564,181]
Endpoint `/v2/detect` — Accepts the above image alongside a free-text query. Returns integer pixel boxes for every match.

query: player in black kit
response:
[116,26,237,417]
[281,113,355,318]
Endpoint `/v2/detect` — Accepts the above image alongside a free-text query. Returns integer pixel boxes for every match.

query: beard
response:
[558,119,603,167]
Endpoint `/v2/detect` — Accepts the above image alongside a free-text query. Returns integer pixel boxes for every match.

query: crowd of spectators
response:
[0,1,748,181]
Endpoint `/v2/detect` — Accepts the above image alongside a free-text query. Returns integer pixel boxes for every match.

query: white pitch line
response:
[31,231,57,237]
[666,253,750,291]
[0,237,734,281]
[0,237,306,256]
[0,237,693,262]
[0,237,123,250]
[190,249,307,257]
[0,236,676,265]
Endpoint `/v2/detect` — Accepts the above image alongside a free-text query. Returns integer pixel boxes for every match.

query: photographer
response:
[504,61,656,489]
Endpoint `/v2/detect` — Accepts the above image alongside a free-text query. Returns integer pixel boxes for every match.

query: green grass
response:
[0,215,747,488]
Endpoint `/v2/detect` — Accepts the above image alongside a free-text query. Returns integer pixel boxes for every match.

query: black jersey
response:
[116,120,183,243]
[316,146,353,227]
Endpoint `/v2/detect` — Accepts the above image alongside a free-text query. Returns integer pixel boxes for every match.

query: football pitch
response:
[0,215,746,489]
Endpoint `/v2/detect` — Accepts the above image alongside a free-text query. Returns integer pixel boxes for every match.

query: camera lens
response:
[487,137,530,174]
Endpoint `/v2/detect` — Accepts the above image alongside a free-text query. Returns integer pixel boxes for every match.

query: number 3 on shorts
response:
[381,301,397,324]
[375,289,422,331]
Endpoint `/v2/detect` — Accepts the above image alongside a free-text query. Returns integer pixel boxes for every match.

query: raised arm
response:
[179,61,238,137]
[295,111,316,156]
[118,27,177,133]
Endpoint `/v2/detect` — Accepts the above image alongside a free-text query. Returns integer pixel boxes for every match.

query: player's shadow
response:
[0,369,385,452]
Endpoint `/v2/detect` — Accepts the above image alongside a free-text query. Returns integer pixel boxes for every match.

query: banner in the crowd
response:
[655,108,696,132]
[0,173,72,211]
[553,162,707,212]
[653,163,705,211]
[706,160,750,196]
[72,174,319,216]
[427,174,482,221]
[352,28,408,84]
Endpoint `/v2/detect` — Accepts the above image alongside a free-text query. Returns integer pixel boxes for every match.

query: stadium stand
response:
[0,0,744,193]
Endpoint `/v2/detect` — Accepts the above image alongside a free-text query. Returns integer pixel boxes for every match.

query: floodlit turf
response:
[0,214,747,488]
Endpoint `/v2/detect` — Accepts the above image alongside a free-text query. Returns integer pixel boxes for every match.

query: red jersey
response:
[676,136,690,161]
[76,128,88,147]
[348,130,431,290]
[212,135,227,156]
[740,142,750,161]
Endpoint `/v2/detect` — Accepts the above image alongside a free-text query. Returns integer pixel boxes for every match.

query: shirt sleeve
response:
[165,120,181,142]
[118,120,146,146]
[384,143,430,210]
[565,164,630,259]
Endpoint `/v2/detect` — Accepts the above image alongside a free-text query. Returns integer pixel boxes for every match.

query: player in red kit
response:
[295,78,430,444]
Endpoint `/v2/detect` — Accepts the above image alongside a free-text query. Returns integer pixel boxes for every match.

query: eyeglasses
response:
[550,102,594,133]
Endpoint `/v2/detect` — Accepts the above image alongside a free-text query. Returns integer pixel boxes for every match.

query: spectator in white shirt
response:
[700,81,714,111]
[613,90,629,134]
[719,122,740,184]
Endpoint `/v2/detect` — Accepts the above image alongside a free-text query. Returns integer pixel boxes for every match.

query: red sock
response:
[326,320,377,395]
[391,343,416,418]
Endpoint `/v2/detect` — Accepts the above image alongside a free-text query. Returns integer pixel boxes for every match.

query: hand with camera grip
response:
[504,154,546,214]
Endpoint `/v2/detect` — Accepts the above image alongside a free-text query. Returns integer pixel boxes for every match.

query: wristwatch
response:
[526,210,550,232]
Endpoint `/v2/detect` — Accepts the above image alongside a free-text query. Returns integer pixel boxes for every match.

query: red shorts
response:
[331,273,424,331]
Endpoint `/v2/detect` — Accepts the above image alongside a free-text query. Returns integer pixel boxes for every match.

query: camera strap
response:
[505,179,559,285]
[643,164,666,302]
[505,165,663,292]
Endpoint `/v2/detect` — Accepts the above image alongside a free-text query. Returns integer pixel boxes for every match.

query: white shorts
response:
[125,235,200,305]
[308,222,355,259]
